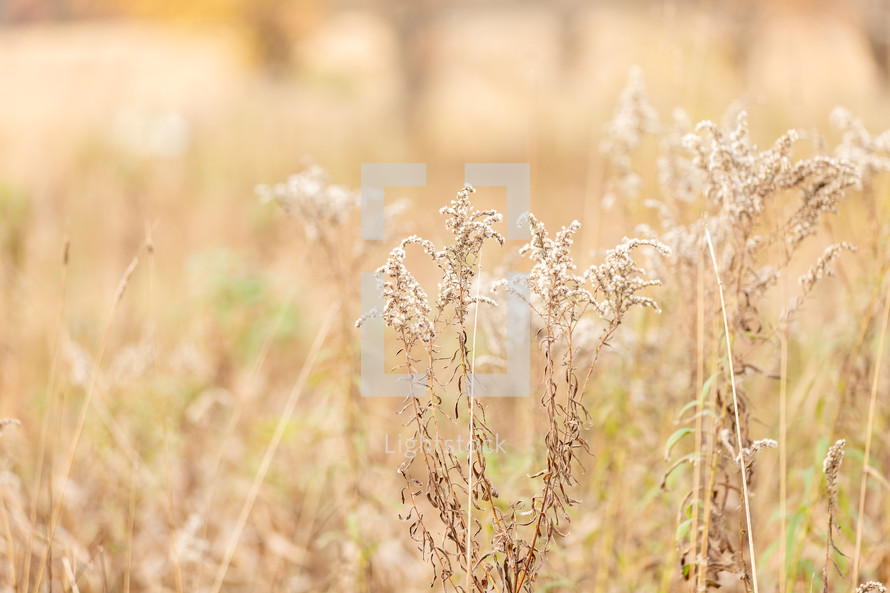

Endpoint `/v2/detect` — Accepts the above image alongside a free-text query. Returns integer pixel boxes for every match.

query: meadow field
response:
[0,1,889,591]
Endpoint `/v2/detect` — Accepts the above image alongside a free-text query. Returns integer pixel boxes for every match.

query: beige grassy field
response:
[0,2,889,592]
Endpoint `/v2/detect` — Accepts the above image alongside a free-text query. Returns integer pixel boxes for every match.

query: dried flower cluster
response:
[684,112,858,251]
[517,215,667,591]
[372,236,438,344]
[657,108,699,206]
[0,418,21,437]
[601,66,660,205]
[256,164,359,240]
[359,185,508,591]
[831,106,890,181]
[588,238,671,320]
[738,438,777,482]
[822,439,845,499]
[355,70,890,592]
[857,582,888,593]
[437,186,504,320]
[362,186,667,592]
[520,215,669,324]
[800,243,858,295]
[601,68,866,590]
[821,439,846,593]
[520,216,587,320]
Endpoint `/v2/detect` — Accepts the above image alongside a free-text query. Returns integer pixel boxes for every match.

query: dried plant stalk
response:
[360,187,667,592]
[705,229,760,593]
[821,439,846,593]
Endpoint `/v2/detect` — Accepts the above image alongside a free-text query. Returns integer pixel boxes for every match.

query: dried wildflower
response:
[655,109,861,589]
[823,439,845,490]
[358,186,509,592]
[693,113,797,228]
[857,582,888,593]
[356,235,437,344]
[173,513,208,566]
[437,185,504,320]
[784,156,859,248]
[361,184,668,592]
[822,439,846,593]
[601,67,661,204]
[685,112,858,249]
[737,438,777,481]
[780,242,858,322]
[831,106,890,181]
[657,110,859,339]
[657,107,699,205]
[513,215,668,592]
[521,214,591,323]
[586,238,671,320]
[256,164,359,240]
[801,242,857,295]
[0,418,21,437]
[440,185,504,255]
[521,217,669,326]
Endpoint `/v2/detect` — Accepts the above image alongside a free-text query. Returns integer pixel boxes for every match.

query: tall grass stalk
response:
[779,259,789,593]
[22,235,69,593]
[124,457,137,593]
[851,273,890,583]
[164,422,185,593]
[32,243,146,593]
[197,279,301,586]
[467,250,483,593]
[0,484,15,587]
[210,303,336,593]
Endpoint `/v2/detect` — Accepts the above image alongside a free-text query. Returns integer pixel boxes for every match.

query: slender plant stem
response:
[779,282,790,593]
[467,250,483,592]
[514,306,556,593]
[124,459,137,593]
[210,304,336,593]
[23,235,69,593]
[404,335,463,593]
[0,486,15,588]
[851,272,890,583]
[164,423,185,593]
[32,244,145,593]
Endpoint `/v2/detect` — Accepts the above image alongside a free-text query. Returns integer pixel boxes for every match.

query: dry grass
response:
[1,4,890,593]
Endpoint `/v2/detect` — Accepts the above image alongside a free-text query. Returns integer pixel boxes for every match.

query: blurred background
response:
[1,1,890,592]
[1,0,890,320]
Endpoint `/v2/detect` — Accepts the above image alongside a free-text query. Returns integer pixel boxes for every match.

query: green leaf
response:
[665,428,694,461]
[684,498,704,517]
[676,398,701,419]
[661,451,707,488]
[675,372,718,422]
